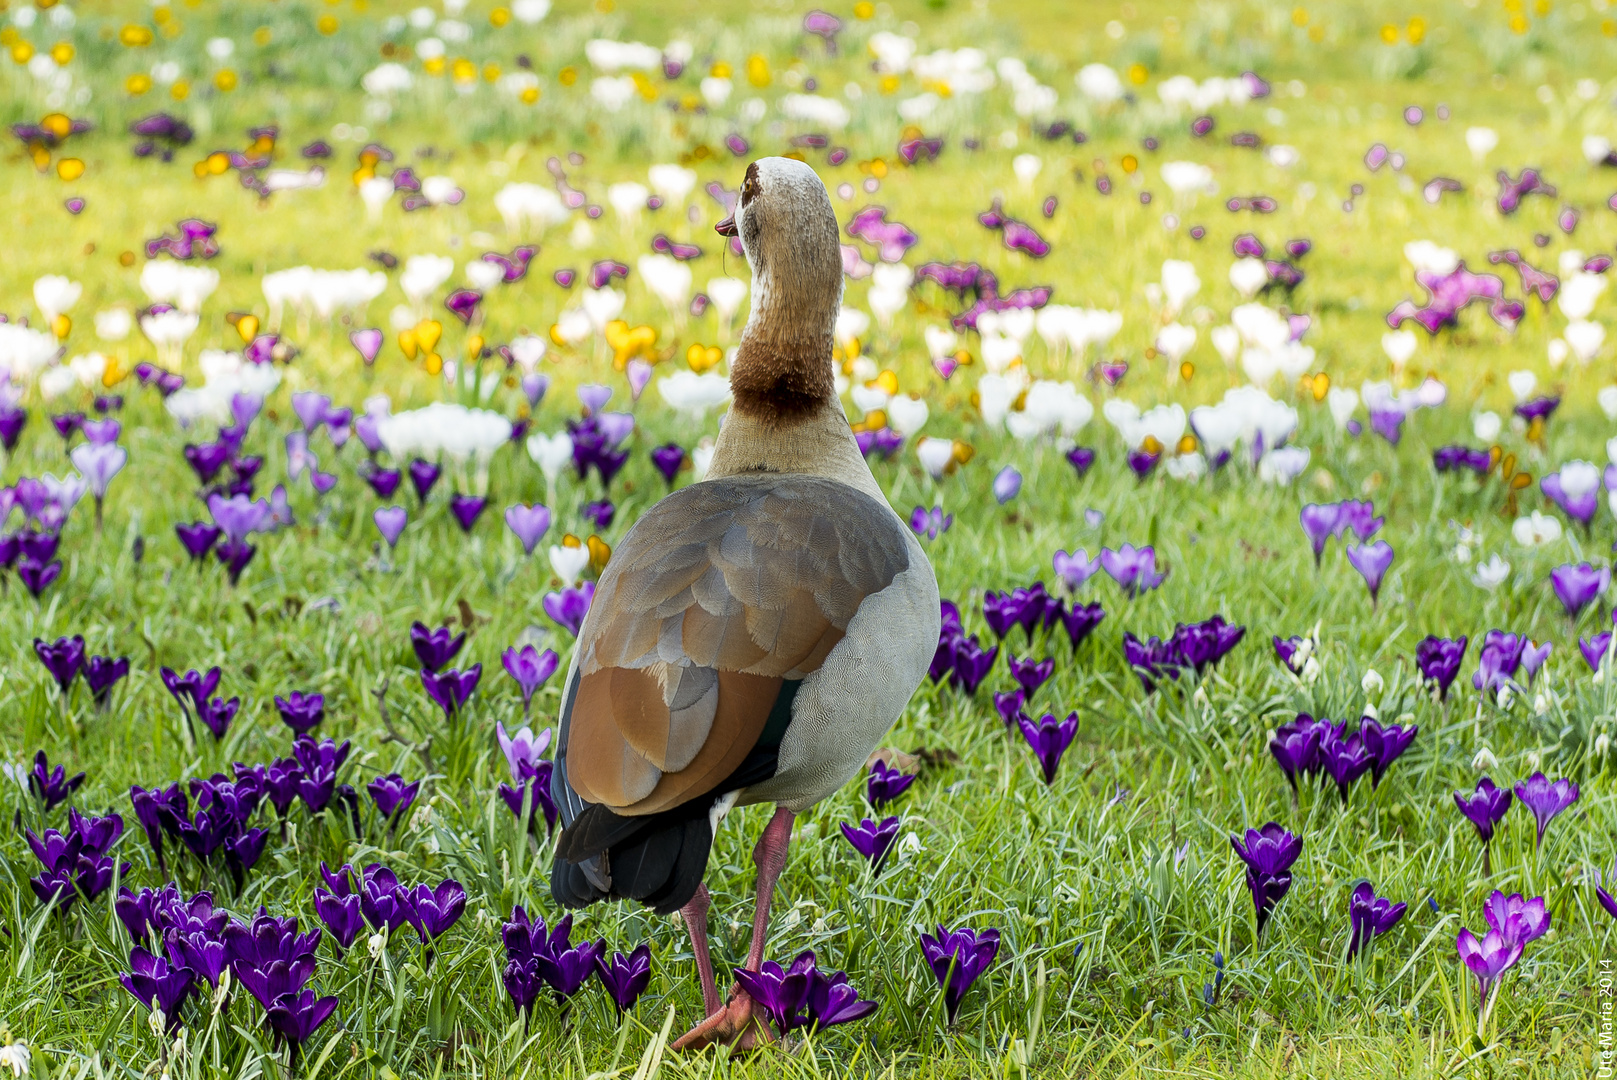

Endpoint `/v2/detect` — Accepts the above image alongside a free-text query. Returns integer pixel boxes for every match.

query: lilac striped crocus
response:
[1550,562,1608,620]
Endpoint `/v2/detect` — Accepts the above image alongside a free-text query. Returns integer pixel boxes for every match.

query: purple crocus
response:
[1052,549,1100,591]
[1230,823,1302,935]
[1456,777,1513,872]
[1007,653,1054,699]
[84,656,130,708]
[502,645,559,716]
[650,443,685,485]
[176,522,222,562]
[408,459,441,505]
[1513,772,1578,848]
[406,878,467,942]
[918,926,1000,1025]
[1597,858,1617,922]
[504,503,551,555]
[421,664,482,721]
[840,816,900,875]
[266,990,339,1050]
[1319,727,1374,803]
[1100,544,1166,596]
[543,582,595,637]
[733,950,877,1033]
[33,634,85,692]
[273,691,325,735]
[1018,710,1078,784]
[410,622,465,672]
[1415,635,1467,700]
[314,888,365,950]
[119,947,196,1032]
[1456,927,1523,1006]
[948,636,998,694]
[1346,881,1406,959]
[1550,562,1608,619]
[910,505,953,542]
[1359,717,1417,787]
[593,943,652,1015]
[1299,503,1341,565]
[1269,717,1324,799]
[1346,541,1394,604]
[1484,890,1550,947]
[866,759,916,809]
[28,750,84,810]
[448,494,488,533]
[366,773,420,822]
[373,506,408,547]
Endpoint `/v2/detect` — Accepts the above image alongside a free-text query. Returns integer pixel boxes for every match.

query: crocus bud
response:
[1302,657,1322,683]
[369,932,386,959]
[1361,669,1384,697]
[1595,733,1611,757]
[1472,746,1498,771]
[1362,702,1379,720]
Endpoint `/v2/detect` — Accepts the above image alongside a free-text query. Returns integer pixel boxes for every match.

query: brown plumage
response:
[564,474,908,816]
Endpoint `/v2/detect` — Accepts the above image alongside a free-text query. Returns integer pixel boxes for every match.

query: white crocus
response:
[33,276,80,324]
[1512,511,1563,547]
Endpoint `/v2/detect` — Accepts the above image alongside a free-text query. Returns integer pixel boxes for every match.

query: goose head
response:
[715,157,843,423]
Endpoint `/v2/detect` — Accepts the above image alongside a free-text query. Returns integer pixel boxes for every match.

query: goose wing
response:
[557,473,911,817]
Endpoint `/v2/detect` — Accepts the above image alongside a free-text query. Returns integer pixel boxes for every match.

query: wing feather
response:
[562,475,909,817]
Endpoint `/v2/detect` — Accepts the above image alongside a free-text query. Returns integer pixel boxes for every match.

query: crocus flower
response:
[1359,717,1417,787]
[543,583,595,637]
[366,773,420,822]
[1299,503,1341,565]
[448,494,487,533]
[176,522,222,562]
[1483,890,1550,947]
[1521,640,1552,682]
[910,505,953,541]
[1582,632,1612,672]
[119,947,196,1033]
[1100,544,1166,595]
[1230,823,1302,935]
[1346,881,1406,959]
[273,691,325,735]
[410,622,465,672]
[1513,772,1578,848]
[495,722,552,785]
[1415,635,1467,700]
[1319,727,1374,803]
[83,655,130,708]
[593,943,652,1015]
[406,878,467,943]
[1052,549,1100,591]
[33,635,85,692]
[266,990,339,1050]
[866,759,916,808]
[840,816,900,875]
[1456,927,1523,1005]
[993,466,1022,504]
[373,506,408,547]
[1060,602,1105,650]
[1018,710,1078,784]
[993,688,1026,728]
[314,888,365,950]
[1599,858,1617,923]
[1269,717,1324,797]
[948,636,998,694]
[918,926,1000,1025]
[501,645,559,716]
[1456,777,1513,872]
[504,503,550,555]
[421,665,482,721]
[29,750,84,812]
[1346,541,1394,604]
[408,459,441,505]
[1550,562,1608,619]
[1474,630,1527,692]
[1007,653,1054,699]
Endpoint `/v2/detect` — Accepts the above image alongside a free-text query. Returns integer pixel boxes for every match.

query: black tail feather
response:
[551,813,713,915]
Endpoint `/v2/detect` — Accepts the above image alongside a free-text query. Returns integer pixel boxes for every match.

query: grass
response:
[0,0,1615,1076]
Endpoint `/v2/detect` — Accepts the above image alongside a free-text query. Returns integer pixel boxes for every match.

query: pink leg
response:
[671,806,796,1052]
[679,883,723,1018]
[742,806,795,970]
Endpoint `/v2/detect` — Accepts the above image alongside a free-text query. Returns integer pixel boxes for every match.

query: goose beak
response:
[714,213,737,237]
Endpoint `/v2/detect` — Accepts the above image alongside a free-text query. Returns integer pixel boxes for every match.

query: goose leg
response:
[671,806,795,1052]
[679,883,723,1018]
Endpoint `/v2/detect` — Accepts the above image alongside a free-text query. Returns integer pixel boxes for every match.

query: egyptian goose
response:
[550,157,940,1049]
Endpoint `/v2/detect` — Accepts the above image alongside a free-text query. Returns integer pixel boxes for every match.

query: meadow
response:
[0,0,1616,1076]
